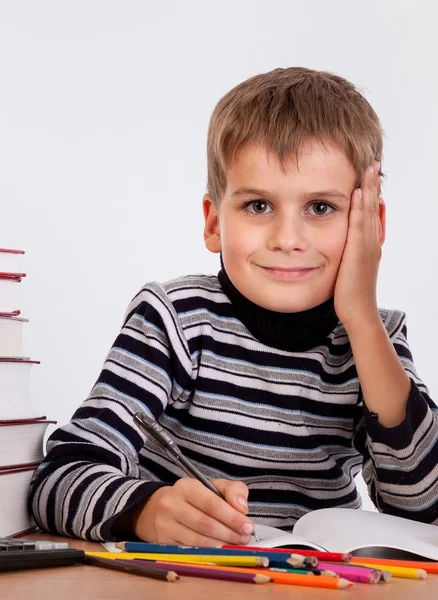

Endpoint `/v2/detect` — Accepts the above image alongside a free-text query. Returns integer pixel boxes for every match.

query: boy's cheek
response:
[323,239,348,286]
[333,221,350,254]
[324,225,349,261]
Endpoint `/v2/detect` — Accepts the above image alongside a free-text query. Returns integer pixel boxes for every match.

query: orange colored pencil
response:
[350,556,438,574]
[157,561,353,589]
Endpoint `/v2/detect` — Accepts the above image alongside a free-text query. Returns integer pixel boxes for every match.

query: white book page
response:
[249,524,327,551]
[293,508,438,559]
[103,542,120,551]
[104,509,438,558]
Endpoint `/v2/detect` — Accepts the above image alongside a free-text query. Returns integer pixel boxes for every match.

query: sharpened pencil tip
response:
[254,574,273,584]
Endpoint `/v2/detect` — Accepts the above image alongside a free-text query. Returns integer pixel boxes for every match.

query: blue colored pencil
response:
[115,542,317,568]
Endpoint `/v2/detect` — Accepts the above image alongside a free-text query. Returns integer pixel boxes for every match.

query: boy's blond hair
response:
[207,67,383,206]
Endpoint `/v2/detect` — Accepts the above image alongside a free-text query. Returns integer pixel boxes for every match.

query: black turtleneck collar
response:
[217,254,340,352]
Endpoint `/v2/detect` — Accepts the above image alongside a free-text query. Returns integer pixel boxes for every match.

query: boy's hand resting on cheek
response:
[334,160,385,332]
[131,478,255,546]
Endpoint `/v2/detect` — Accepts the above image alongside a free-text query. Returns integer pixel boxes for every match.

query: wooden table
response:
[1,532,438,599]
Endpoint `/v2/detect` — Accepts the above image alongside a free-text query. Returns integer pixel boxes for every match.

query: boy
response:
[30,67,438,545]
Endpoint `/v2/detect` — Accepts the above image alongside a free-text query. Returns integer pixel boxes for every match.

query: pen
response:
[133,411,260,541]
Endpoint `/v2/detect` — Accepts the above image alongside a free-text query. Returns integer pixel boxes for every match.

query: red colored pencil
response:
[221,545,350,563]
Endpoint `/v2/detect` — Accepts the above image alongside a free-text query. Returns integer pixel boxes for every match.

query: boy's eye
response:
[244,200,336,217]
[244,200,272,214]
[308,202,335,217]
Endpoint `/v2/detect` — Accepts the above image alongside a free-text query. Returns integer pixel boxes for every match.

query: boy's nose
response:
[267,218,309,252]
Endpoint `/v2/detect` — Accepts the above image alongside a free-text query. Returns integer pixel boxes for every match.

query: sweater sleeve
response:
[29,284,194,541]
[353,310,438,524]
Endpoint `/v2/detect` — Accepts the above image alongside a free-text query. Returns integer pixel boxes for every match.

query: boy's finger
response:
[156,521,228,547]
[348,188,364,233]
[180,479,254,538]
[218,480,249,514]
[173,501,252,546]
[361,164,379,228]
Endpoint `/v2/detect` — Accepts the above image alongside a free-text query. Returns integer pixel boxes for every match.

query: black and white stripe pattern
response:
[29,274,438,540]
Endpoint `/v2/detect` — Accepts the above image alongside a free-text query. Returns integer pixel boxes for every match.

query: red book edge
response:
[0,418,56,427]
[0,249,25,255]
[0,461,41,474]
[0,416,47,423]
[0,272,26,278]
[0,358,40,364]
[8,525,40,538]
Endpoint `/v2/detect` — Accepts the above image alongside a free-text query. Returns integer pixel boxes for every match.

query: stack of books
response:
[0,248,55,537]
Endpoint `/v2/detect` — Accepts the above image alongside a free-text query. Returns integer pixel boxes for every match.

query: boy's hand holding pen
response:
[131,412,259,546]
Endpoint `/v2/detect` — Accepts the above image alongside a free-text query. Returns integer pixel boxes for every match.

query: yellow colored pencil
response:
[351,562,427,580]
[350,556,438,574]
[85,552,268,568]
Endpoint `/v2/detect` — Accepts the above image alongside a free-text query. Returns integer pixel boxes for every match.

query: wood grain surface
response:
[1,532,437,599]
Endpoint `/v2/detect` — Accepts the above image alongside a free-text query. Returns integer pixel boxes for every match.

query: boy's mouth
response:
[260,265,318,279]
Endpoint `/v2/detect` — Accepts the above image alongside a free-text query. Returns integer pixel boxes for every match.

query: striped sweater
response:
[30,272,438,541]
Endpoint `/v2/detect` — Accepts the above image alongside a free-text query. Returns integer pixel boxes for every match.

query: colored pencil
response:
[264,573,353,588]
[85,552,268,567]
[155,561,354,589]
[268,567,338,577]
[84,555,179,581]
[222,544,351,563]
[348,561,427,579]
[350,556,438,574]
[316,562,382,583]
[115,542,317,568]
[122,559,272,584]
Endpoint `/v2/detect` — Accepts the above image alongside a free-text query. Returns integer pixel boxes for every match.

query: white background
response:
[1,1,437,510]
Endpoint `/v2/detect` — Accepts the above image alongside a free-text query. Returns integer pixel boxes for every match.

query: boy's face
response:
[203,139,384,313]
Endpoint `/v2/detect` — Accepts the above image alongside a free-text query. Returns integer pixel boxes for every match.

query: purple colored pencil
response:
[85,555,179,581]
[317,562,381,584]
[121,559,272,584]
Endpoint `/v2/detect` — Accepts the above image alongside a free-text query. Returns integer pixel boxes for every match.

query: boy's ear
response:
[203,194,222,253]
[378,196,386,246]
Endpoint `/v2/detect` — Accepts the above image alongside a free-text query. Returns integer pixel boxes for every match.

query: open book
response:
[250,508,438,561]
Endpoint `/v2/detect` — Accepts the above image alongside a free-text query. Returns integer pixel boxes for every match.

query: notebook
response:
[250,508,438,560]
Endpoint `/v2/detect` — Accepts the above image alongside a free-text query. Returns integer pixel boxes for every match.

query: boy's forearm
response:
[112,498,150,539]
[345,316,411,428]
